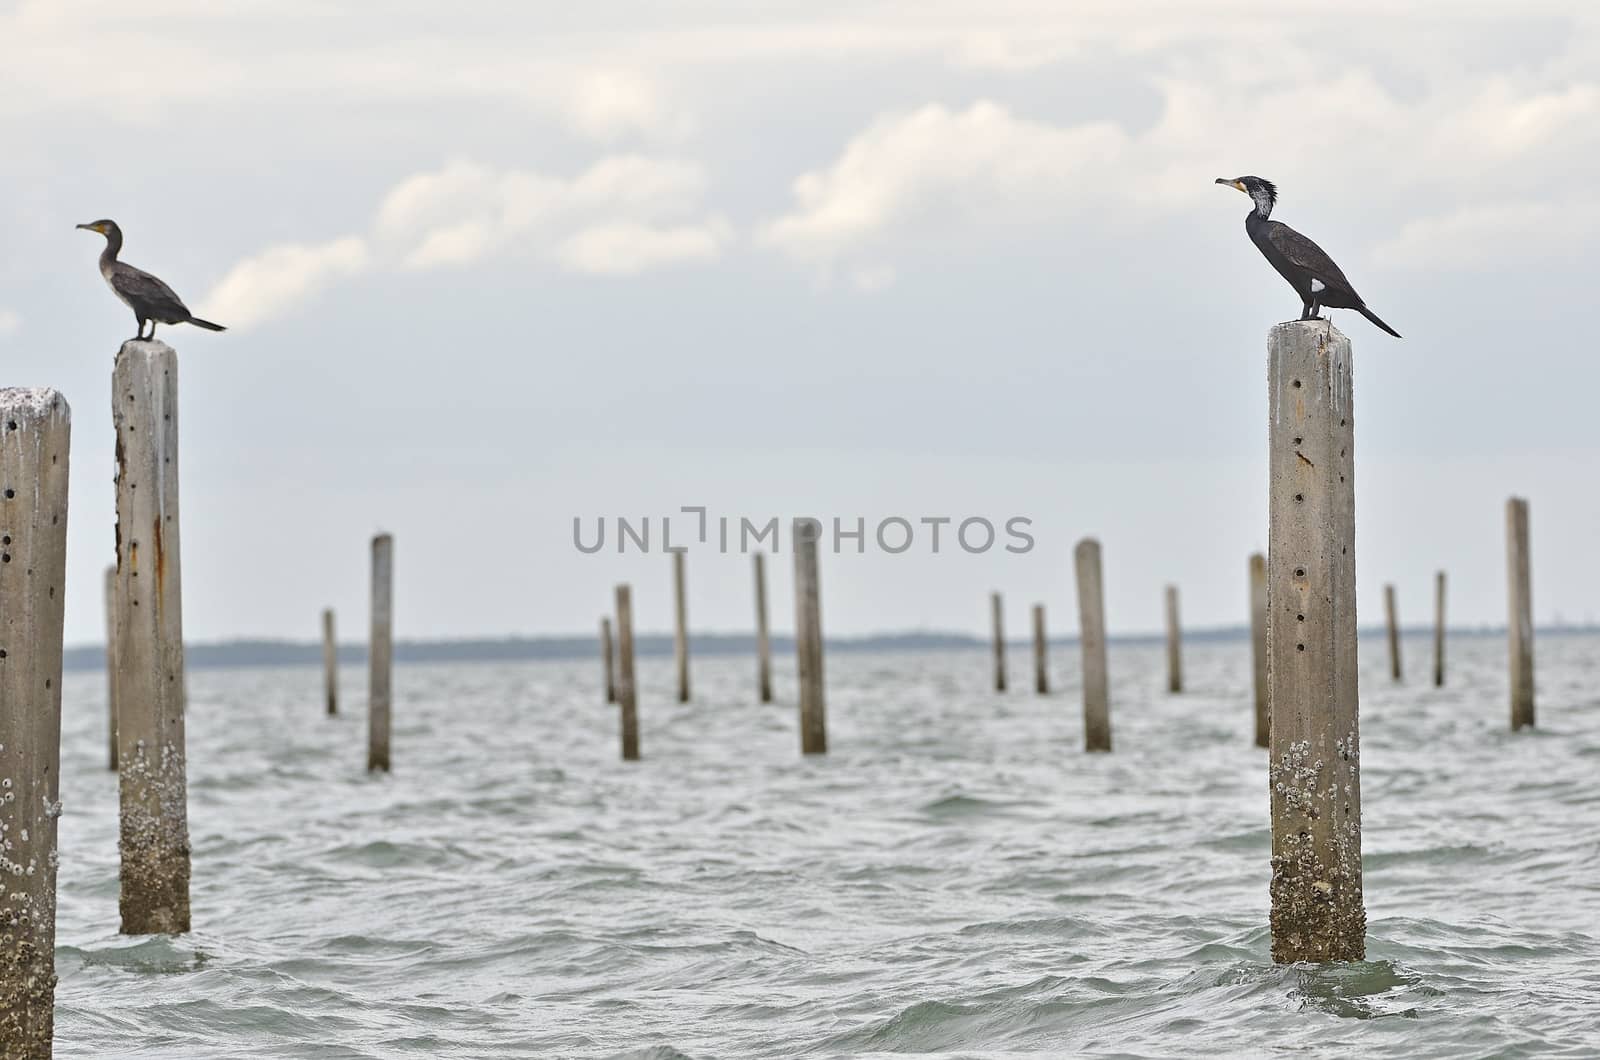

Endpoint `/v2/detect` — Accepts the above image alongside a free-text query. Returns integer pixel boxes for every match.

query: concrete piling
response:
[991,591,1007,692]
[793,519,827,755]
[111,343,192,936]
[1384,584,1402,682]
[1433,571,1446,688]
[1507,498,1534,730]
[368,533,393,772]
[105,565,119,771]
[322,608,338,716]
[1074,538,1110,752]
[1032,604,1048,694]
[0,388,71,1052]
[673,551,689,703]
[615,584,638,761]
[1164,585,1182,694]
[1265,320,1364,963]
[1249,553,1268,748]
[754,553,773,703]
[600,617,616,704]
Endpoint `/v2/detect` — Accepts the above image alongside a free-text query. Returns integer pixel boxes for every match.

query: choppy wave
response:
[51,635,1600,1056]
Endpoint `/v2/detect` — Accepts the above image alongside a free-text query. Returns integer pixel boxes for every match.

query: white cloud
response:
[377,156,720,273]
[558,219,733,275]
[203,153,727,328]
[761,102,1127,265]
[0,309,19,338]
[199,237,369,331]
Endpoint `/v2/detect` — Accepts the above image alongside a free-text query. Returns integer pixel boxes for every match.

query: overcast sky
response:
[4,0,1599,646]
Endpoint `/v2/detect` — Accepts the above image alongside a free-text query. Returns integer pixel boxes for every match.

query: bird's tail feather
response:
[1358,305,1401,338]
[187,317,226,332]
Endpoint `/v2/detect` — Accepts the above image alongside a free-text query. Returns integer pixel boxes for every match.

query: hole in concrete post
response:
[1294,567,1306,578]
[2,489,12,499]
[1297,643,1305,652]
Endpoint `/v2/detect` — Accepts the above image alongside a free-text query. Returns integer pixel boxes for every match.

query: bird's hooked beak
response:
[1214,178,1247,193]
[76,222,104,234]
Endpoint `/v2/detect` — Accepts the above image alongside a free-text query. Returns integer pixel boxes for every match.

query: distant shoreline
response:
[62,625,1595,672]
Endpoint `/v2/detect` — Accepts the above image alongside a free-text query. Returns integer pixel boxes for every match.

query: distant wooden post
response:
[1266,320,1364,963]
[322,608,338,715]
[105,564,120,770]
[793,519,827,754]
[0,388,70,1050]
[615,584,638,761]
[111,343,191,935]
[600,617,616,704]
[1074,538,1110,752]
[1384,584,1401,682]
[672,551,689,703]
[753,553,773,703]
[990,591,1007,692]
[1164,585,1182,693]
[368,533,393,772]
[1032,604,1048,694]
[1249,553,1268,748]
[1507,498,1534,730]
[1433,571,1446,688]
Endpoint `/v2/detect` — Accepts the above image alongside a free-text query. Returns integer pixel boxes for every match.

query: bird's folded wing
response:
[1264,222,1357,296]
[113,264,189,313]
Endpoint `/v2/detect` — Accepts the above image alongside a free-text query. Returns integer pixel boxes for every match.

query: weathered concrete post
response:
[1074,538,1110,752]
[600,617,616,704]
[1249,553,1269,748]
[1433,571,1446,688]
[793,519,827,754]
[322,608,338,715]
[1507,498,1534,730]
[105,564,119,771]
[1266,320,1364,963]
[1164,585,1182,693]
[368,533,393,772]
[672,551,690,703]
[753,553,773,703]
[0,388,70,1053]
[615,584,638,761]
[991,591,1007,692]
[1384,584,1402,682]
[1032,604,1049,694]
[111,342,191,936]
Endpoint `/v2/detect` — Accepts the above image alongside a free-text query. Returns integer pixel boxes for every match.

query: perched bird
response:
[1215,177,1400,338]
[76,219,225,341]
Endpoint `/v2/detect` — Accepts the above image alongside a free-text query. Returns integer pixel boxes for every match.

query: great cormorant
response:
[1215,177,1400,338]
[76,220,225,340]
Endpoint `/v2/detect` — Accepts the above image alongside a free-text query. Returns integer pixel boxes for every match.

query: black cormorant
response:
[76,220,225,340]
[1215,177,1400,338]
